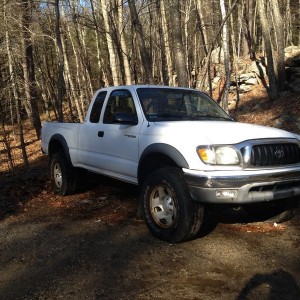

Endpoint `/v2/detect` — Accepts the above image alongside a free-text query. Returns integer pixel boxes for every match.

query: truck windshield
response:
[137,88,232,122]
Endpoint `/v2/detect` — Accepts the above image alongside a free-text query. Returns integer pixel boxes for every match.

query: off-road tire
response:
[141,167,204,243]
[49,152,77,195]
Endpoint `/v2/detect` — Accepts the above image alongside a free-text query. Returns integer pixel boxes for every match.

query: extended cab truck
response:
[41,85,300,243]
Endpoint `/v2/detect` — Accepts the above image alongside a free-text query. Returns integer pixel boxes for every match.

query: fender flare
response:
[48,134,72,166]
[139,143,189,170]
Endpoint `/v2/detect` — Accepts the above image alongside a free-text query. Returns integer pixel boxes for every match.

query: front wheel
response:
[141,167,204,243]
[49,152,77,195]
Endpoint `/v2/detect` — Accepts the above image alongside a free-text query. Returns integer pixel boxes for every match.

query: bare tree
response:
[20,0,42,137]
[4,0,28,166]
[195,0,209,56]
[160,0,174,85]
[199,0,239,91]
[220,0,230,113]
[90,0,113,86]
[257,0,278,100]
[100,0,120,85]
[270,0,286,92]
[172,0,188,87]
[0,109,14,171]
[127,0,154,84]
[54,0,64,122]
[242,0,256,59]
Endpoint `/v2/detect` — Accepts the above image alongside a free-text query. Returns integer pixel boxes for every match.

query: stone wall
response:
[285,46,300,93]
[208,46,300,94]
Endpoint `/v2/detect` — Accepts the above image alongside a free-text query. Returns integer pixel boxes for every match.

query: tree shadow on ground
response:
[0,216,162,299]
[0,155,48,221]
[237,270,300,300]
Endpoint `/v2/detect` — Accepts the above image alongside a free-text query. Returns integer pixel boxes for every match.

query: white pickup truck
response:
[42,85,300,242]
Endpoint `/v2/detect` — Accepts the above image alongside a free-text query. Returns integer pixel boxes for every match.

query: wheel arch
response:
[138,143,189,184]
[48,134,72,166]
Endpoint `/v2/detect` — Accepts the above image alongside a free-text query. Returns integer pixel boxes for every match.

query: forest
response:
[0,0,300,171]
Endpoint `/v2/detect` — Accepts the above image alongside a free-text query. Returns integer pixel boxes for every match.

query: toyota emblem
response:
[275,148,284,159]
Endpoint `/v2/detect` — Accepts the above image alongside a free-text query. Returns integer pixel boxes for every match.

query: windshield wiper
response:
[154,113,185,119]
[148,113,233,122]
[195,114,232,121]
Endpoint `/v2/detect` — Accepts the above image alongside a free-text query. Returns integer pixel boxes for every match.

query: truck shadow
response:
[198,200,300,238]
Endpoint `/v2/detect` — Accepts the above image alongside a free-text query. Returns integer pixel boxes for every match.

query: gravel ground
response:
[0,170,299,300]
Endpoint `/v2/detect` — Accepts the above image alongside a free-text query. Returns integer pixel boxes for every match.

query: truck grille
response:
[250,143,300,166]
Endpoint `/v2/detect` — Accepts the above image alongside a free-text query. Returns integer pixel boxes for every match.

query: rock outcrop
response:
[209,46,300,94]
[285,46,300,92]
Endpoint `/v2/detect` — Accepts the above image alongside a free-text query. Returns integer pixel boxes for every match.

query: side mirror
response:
[113,112,138,125]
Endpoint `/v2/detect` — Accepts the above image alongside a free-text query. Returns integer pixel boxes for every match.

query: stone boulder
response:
[289,78,300,93]
[285,46,300,94]
[211,47,224,64]
[285,46,300,65]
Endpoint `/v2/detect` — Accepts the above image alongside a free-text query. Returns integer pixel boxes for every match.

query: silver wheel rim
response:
[53,162,62,188]
[150,185,177,228]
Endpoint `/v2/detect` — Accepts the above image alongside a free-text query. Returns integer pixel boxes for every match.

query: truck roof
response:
[97,85,196,92]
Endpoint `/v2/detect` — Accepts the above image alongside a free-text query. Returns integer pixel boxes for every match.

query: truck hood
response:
[149,121,298,145]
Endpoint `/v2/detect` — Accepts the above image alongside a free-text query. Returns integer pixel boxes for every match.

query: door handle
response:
[98,131,104,137]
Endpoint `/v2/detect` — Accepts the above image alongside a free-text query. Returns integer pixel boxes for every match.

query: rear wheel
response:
[141,167,204,243]
[49,152,77,195]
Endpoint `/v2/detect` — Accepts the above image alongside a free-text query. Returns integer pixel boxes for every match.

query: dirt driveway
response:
[0,165,300,300]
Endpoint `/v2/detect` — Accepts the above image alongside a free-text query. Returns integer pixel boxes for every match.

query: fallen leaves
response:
[222,222,287,233]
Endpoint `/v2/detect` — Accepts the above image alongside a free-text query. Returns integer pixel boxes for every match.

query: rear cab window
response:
[89,91,107,123]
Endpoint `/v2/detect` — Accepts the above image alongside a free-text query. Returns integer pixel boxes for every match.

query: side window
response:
[89,91,107,123]
[103,89,136,124]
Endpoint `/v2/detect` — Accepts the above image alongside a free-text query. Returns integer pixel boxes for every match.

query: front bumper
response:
[183,167,300,204]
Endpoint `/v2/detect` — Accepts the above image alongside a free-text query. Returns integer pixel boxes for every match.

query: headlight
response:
[197,146,240,165]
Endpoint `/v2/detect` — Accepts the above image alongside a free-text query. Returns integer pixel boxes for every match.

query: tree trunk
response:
[20,0,42,138]
[160,0,174,85]
[0,113,14,171]
[285,0,293,46]
[242,0,256,59]
[116,0,132,85]
[77,25,94,98]
[128,0,154,84]
[68,0,93,108]
[199,0,239,91]
[195,0,209,56]
[55,0,64,122]
[257,0,278,100]
[270,0,286,92]
[90,0,111,87]
[220,0,230,113]
[195,0,212,92]
[100,0,120,85]
[183,0,193,87]
[172,0,188,87]
[4,0,28,166]
[61,33,84,122]
[155,0,167,85]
